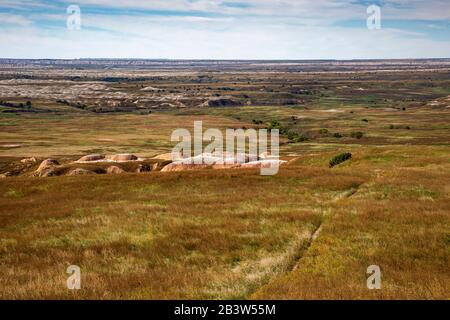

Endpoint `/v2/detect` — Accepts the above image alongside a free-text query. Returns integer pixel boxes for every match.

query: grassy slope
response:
[0,145,448,299]
[0,96,449,299]
[253,147,450,299]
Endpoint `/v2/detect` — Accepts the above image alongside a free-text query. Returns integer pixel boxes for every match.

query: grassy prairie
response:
[254,153,450,299]
[0,167,340,299]
[0,65,449,299]
[0,113,252,158]
[0,117,449,299]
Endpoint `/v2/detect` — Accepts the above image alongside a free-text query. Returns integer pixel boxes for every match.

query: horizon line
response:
[1,57,450,62]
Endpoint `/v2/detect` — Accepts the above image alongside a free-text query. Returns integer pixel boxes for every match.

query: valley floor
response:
[1,63,449,299]
[0,139,448,299]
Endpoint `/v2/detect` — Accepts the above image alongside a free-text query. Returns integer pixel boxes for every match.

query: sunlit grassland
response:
[0,144,449,299]
[0,113,252,158]
[253,163,450,299]
[0,167,354,299]
[0,102,449,299]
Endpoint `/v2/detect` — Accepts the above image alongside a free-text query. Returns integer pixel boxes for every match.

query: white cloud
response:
[1,16,449,59]
[0,0,449,59]
[0,13,32,26]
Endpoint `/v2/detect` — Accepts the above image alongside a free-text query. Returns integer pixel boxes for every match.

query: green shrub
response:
[329,152,352,168]
[319,129,329,134]
[350,131,364,139]
[333,132,343,138]
[389,124,411,130]
[267,120,282,130]
[287,131,308,143]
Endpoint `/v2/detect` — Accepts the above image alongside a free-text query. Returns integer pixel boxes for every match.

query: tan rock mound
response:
[36,159,59,173]
[158,152,265,172]
[78,154,105,162]
[1,144,21,149]
[240,160,287,169]
[21,157,37,164]
[39,168,59,177]
[212,163,242,170]
[175,153,257,165]
[106,154,138,162]
[106,166,125,174]
[68,168,96,176]
[160,163,212,172]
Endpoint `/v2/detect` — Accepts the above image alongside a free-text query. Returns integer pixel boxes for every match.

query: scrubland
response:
[0,61,449,299]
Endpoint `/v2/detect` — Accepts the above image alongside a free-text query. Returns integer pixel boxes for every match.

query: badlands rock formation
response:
[158,152,286,172]
[68,168,96,176]
[35,159,60,177]
[76,153,139,163]
[106,154,138,162]
[106,166,125,174]
[78,154,105,162]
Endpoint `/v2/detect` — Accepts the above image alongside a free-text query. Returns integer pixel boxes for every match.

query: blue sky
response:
[0,0,449,59]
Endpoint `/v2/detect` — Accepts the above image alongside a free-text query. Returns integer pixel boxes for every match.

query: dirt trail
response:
[247,183,368,298]
[291,223,323,272]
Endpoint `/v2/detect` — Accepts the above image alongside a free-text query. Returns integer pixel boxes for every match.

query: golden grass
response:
[0,113,251,158]
[0,105,449,299]
[1,145,449,299]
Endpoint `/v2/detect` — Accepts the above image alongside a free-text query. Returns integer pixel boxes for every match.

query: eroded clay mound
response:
[241,160,287,169]
[160,163,212,172]
[36,159,59,172]
[68,168,96,176]
[76,153,139,163]
[35,159,60,177]
[78,154,105,162]
[158,153,286,172]
[106,166,125,174]
[106,154,138,162]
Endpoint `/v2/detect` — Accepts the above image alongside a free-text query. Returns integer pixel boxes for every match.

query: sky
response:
[0,0,449,59]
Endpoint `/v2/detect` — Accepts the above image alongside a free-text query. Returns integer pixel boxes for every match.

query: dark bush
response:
[329,152,352,168]
[287,131,308,143]
[389,124,411,130]
[351,131,364,139]
[267,120,282,130]
[333,132,343,138]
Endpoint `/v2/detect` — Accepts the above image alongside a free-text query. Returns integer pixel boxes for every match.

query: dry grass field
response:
[0,60,449,299]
